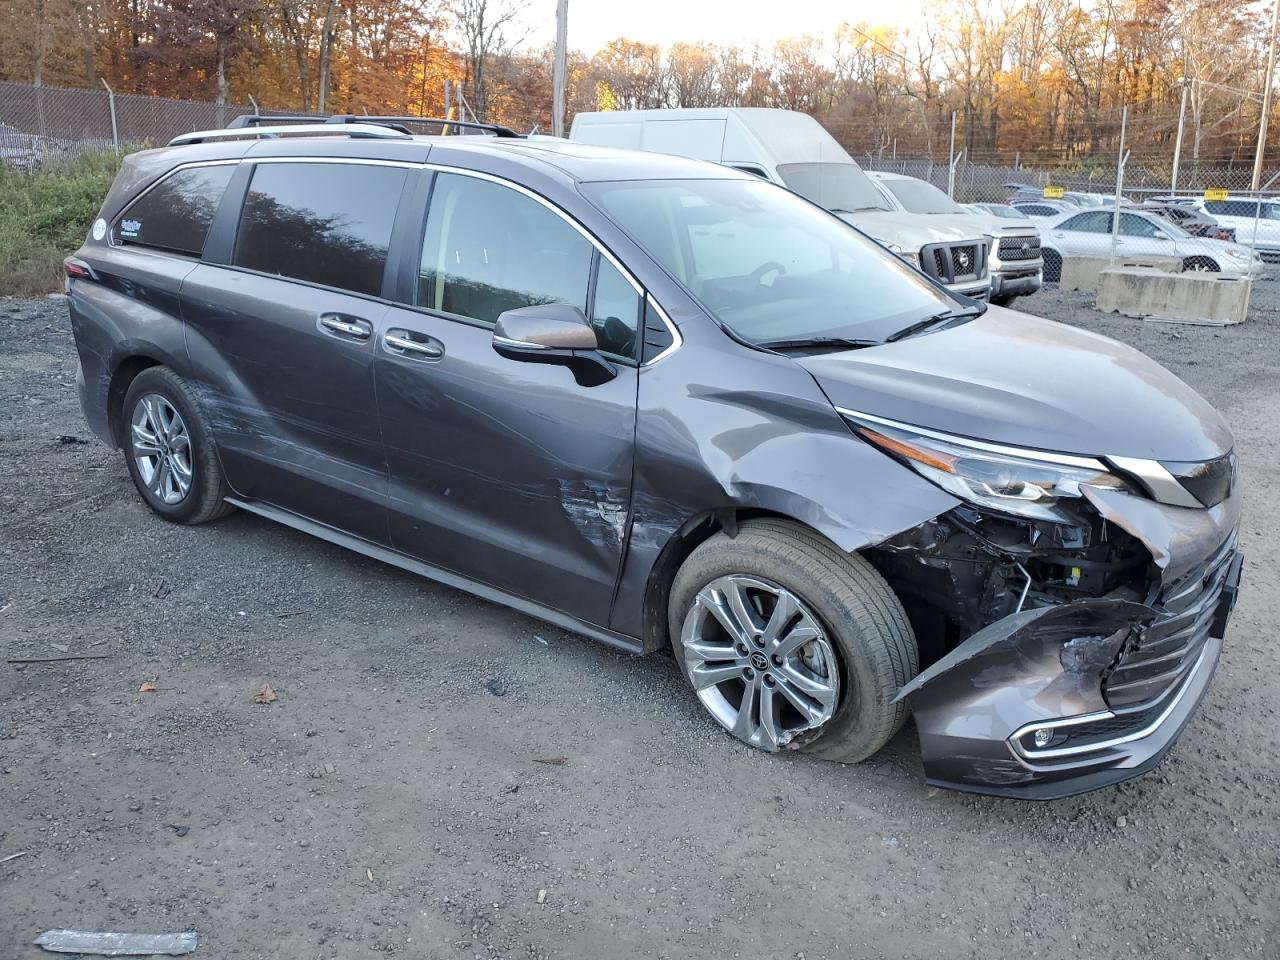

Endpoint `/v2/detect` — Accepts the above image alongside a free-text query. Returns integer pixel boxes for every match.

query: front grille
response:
[1103,535,1236,710]
[920,241,989,284]
[997,235,1041,261]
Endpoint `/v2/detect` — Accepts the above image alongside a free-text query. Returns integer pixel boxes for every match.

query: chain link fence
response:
[0,80,255,169]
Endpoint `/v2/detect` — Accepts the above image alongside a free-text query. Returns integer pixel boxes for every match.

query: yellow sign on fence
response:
[1044,186,1065,199]
[1204,188,1229,202]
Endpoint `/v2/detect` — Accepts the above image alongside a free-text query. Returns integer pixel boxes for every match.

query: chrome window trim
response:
[644,294,682,366]
[1007,644,1208,762]
[419,162,680,367]
[1106,455,1205,509]
[838,408,1108,470]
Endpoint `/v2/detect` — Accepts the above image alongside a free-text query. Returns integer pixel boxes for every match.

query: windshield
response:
[775,162,893,213]
[882,178,966,215]
[583,178,954,346]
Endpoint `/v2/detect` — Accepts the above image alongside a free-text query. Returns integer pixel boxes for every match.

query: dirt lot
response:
[2,290,1278,960]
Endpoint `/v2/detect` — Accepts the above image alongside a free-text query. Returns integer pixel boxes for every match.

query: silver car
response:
[1040,208,1263,281]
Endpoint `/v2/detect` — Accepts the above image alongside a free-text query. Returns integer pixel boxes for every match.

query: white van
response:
[569,108,993,300]
[865,170,1042,305]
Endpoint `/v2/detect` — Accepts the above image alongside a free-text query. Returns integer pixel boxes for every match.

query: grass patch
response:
[0,151,123,297]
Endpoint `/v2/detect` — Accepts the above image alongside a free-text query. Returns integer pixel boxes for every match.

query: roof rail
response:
[325,115,525,139]
[226,114,330,129]
[169,123,412,146]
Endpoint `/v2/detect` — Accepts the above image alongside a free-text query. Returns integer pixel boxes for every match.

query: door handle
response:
[385,331,444,359]
[320,314,372,339]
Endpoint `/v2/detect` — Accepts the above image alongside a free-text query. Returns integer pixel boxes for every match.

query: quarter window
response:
[418,172,593,325]
[232,162,407,297]
[112,165,235,256]
[591,256,642,359]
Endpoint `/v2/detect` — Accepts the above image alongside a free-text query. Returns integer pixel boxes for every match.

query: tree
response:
[447,0,527,121]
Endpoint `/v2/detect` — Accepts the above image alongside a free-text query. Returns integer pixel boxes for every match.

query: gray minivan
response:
[66,118,1242,798]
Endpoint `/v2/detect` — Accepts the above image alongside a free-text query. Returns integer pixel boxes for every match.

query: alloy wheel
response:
[131,394,193,505]
[680,574,840,751]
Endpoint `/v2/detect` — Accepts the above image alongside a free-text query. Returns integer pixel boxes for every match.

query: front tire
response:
[1182,255,1220,273]
[122,366,233,524]
[668,519,918,763]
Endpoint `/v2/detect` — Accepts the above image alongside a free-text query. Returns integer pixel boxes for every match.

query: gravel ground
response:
[1,290,1278,959]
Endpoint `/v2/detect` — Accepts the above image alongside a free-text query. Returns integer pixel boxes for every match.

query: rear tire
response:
[1042,248,1063,283]
[667,518,918,763]
[122,366,233,525]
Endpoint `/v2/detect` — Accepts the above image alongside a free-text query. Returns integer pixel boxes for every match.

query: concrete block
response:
[1060,255,1182,292]
[1095,267,1249,326]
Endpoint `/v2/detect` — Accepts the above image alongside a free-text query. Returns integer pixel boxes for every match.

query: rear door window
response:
[232,161,407,297]
[417,172,593,325]
[112,164,235,256]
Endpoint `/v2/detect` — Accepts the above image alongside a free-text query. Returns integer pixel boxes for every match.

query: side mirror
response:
[1153,230,1170,240]
[492,304,616,387]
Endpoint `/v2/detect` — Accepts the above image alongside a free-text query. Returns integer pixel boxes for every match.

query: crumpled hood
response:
[798,305,1233,461]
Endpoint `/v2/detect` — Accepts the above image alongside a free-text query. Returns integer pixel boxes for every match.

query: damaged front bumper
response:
[885,483,1243,800]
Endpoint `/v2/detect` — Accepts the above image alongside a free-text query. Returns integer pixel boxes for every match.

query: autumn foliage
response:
[0,0,1272,166]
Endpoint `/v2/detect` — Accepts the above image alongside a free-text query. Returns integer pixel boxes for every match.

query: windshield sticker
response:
[120,218,142,238]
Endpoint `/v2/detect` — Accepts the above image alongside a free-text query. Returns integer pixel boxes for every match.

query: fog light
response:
[1033,728,1054,749]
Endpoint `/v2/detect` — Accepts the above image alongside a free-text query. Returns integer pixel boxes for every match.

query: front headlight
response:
[885,243,921,268]
[849,415,1126,521]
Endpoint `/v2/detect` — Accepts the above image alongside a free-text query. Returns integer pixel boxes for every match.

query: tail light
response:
[64,257,95,281]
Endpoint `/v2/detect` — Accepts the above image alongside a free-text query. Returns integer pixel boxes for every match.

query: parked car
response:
[966,202,1033,221]
[865,170,1042,306]
[1200,198,1280,261]
[569,108,993,300]
[1141,201,1233,240]
[66,118,1243,799]
[1011,198,1079,218]
[1039,208,1264,281]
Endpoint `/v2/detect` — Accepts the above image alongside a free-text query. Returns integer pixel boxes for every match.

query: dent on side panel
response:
[610,330,959,644]
[68,247,198,445]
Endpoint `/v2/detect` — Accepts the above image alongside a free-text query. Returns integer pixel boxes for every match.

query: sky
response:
[515,0,927,54]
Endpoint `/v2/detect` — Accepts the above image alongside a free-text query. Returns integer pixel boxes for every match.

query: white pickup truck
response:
[865,171,1043,306]
[569,108,993,300]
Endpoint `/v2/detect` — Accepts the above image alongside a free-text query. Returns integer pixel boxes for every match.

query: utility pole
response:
[552,0,568,138]
[1171,77,1188,194]
[1253,0,1280,190]
[946,111,957,198]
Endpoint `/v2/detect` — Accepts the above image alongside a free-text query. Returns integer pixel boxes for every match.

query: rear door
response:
[182,158,414,543]
[374,169,642,627]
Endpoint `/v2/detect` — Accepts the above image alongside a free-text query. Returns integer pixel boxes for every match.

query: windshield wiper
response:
[757,335,880,352]
[885,305,987,343]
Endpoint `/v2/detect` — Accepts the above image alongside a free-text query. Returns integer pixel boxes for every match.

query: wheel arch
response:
[639,506,866,656]
[107,354,166,447]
